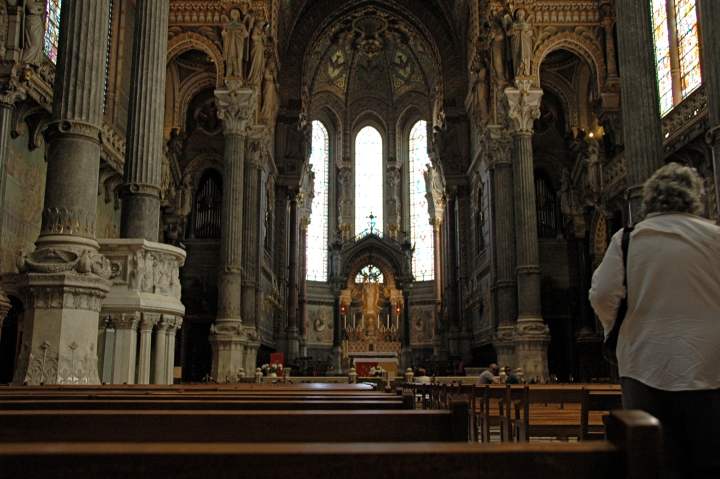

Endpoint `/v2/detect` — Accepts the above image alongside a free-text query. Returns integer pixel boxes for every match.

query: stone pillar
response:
[444,191,459,356]
[298,219,308,357]
[699,0,720,219]
[152,317,168,384]
[431,218,444,357]
[616,0,664,221]
[13,0,112,385]
[119,0,169,241]
[165,317,181,384]
[136,313,156,384]
[505,80,549,381]
[111,313,139,384]
[242,141,261,328]
[210,87,256,381]
[487,128,517,366]
[401,289,412,368]
[285,193,300,360]
[98,317,115,383]
[0,82,26,342]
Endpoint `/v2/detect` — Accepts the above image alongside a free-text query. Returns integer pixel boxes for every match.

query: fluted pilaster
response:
[152,317,168,384]
[242,141,262,327]
[699,0,720,219]
[616,0,664,221]
[120,0,170,241]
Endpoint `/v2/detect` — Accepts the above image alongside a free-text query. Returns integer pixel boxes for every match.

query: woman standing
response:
[590,162,720,479]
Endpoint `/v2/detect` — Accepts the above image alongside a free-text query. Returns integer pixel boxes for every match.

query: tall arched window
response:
[409,120,434,281]
[44,0,63,64]
[306,121,329,281]
[355,126,383,236]
[193,169,222,239]
[651,0,702,115]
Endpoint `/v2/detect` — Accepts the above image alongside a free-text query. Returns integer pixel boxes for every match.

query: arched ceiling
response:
[280,0,466,108]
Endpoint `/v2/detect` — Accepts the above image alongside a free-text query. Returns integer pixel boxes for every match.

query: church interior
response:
[0,0,718,476]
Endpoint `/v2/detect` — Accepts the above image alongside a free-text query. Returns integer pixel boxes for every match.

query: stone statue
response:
[491,12,510,87]
[431,84,445,132]
[222,4,254,80]
[22,0,45,65]
[466,51,489,123]
[261,60,279,125]
[248,22,265,85]
[585,136,601,197]
[360,279,381,333]
[176,175,193,218]
[508,9,534,78]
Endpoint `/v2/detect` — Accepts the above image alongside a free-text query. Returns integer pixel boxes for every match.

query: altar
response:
[350,352,399,377]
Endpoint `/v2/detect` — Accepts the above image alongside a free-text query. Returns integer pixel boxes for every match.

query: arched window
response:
[44,0,63,64]
[306,121,329,281]
[651,0,702,115]
[355,264,384,284]
[355,126,383,236]
[535,172,560,239]
[409,120,434,281]
[193,170,222,239]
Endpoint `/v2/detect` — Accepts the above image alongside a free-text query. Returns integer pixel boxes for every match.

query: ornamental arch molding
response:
[167,32,224,87]
[532,32,606,93]
[182,152,224,192]
[177,72,216,133]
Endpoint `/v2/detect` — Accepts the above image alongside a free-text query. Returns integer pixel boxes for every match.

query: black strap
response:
[603,225,634,365]
[620,226,633,294]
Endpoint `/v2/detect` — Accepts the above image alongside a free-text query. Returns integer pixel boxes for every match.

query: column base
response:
[13,271,110,385]
[493,324,516,367]
[514,318,550,382]
[210,323,259,382]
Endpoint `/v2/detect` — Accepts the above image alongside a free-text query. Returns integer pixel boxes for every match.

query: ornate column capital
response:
[504,79,543,135]
[215,86,257,136]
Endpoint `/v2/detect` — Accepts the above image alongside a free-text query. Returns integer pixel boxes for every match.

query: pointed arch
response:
[306,120,330,281]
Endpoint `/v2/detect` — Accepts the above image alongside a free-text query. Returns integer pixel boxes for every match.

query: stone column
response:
[111,313,139,384]
[401,289,412,368]
[616,0,664,221]
[600,5,619,83]
[431,218,443,357]
[136,313,156,384]
[152,317,168,384]
[505,80,549,381]
[14,0,112,385]
[98,317,115,383]
[444,191,459,356]
[487,128,517,366]
[165,317,181,384]
[285,193,300,360]
[298,219,308,357]
[119,0,169,241]
[210,87,255,381]
[242,141,261,328]
[0,81,26,341]
[699,0,720,219]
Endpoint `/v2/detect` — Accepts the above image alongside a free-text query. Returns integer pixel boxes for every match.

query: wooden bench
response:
[581,389,623,440]
[0,400,470,443]
[0,410,661,479]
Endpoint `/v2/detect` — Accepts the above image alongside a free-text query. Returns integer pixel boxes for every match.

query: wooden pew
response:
[581,389,623,440]
[0,400,471,443]
[0,411,661,479]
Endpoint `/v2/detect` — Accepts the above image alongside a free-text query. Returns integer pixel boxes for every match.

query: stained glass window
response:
[649,0,702,115]
[44,0,62,64]
[306,121,329,282]
[674,0,701,97]
[355,126,383,236]
[355,264,384,284]
[409,121,435,281]
[651,0,673,115]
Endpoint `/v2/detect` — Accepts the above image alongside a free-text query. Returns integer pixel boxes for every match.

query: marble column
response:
[111,313,139,384]
[210,87,255,381]
[165,317,181,384]
[699,0,720,219]
[286,193,300,360]
[431,218,444,357]
[616,0,664,221]
[152,317,168,384]
[14,0,112,385]
[487,128,517,366]
[136,313,156,384]
[0,82,26,341]
[119,0,169,241]
[505,80,549,381]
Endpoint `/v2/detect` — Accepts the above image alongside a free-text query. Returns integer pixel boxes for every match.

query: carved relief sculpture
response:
[466,50,490,124]
[261,59,279,125]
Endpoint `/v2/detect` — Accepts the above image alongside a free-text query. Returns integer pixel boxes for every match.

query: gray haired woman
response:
[590,162,719,479]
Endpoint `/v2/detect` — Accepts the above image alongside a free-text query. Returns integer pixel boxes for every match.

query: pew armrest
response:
[606,410,662,479]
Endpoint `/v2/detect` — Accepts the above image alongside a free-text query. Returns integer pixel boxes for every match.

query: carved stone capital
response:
[215,87,257,136]
[40,207,96,238]
[504,80,543,135]
[112,313,140,330]
[45,119,103,143]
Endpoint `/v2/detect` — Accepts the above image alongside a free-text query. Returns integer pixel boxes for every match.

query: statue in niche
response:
[261,59,279,125]
[360,278,381,334]
[22,0,45,65]
[221,3,254,80]
[507,8,534,78]
[248,22,265,85]
[432,84,445,133]
[585,136,601,197]
[491,11,511,87]
[466,50,490,123]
